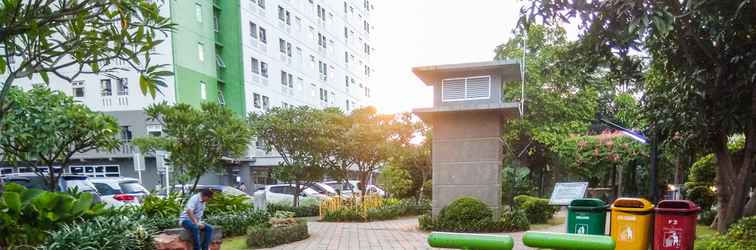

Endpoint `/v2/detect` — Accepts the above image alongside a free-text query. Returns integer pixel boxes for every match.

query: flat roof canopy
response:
[413,102,520,122]
[412,60,522,85]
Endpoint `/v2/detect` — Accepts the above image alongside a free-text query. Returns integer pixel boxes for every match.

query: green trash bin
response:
[567,198,608,235]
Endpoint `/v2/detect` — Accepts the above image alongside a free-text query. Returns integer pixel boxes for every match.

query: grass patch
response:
[220,236,248,250]
[694,225,719,250]
[530,215,566,230]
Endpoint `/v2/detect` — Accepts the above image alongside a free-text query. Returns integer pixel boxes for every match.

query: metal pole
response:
[650,131,658,203]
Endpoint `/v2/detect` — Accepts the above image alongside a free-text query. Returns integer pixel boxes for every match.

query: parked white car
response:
[254,184,326,205]
[89,177,149,208]
[323,180,386,197]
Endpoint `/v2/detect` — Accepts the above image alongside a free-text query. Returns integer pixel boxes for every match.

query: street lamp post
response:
[600,119,658,202]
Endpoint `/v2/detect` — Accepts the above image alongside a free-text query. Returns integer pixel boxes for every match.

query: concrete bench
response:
[154,227,224,250]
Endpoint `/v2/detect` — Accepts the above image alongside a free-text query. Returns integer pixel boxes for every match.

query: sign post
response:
[133,152,144,184]
[549,182,589,205]
[156,151,171,195]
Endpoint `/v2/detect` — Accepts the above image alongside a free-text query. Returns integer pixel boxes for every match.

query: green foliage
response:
[418,214,434,231]
[205,208,270,237]
[0,183,103,247]
[707,216,756,250]
[246,220,309,248]
[378,164,414,199]
[322,207,364,222]
[40,216,155,250]
[520,0,756,232]
[432,197,504,232]
[554,135,649,186]
[383,113,432,200]
[342,107,396,198]
[514,195,558,224]
[0,0,173,117]
[134,102,252,192]
[249,106,333,206]
[266,203,319,217]
[205,192,253,217]
[501,164,536,203]
[685,154,718,211]
[699,209,717,226]
[141,193,184,219]
[0,87,121,191]
[500,208,531,232]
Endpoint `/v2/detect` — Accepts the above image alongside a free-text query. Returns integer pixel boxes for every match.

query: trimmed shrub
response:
[267,203,319,217]
[323,207,363,222]
[433,197,504,232]
[500,208,530,231]
[205,208,270,237]
[514,195,558,224]
[439,197,493,226]
[246,220,309,248]
[708,216,756,250]
[40,216,154,250]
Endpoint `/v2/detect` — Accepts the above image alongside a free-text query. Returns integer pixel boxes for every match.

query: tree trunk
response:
[190,175,201,194]
[715,143,736,233]
[359,171,368,203]
[293,180,301,207]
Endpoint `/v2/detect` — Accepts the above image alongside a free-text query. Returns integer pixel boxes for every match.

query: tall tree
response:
[494,24,605,197]
[249,106,332,207]
[0,86,120,191]
[521,0,756,232]
[134,102,251,193]
[319,107,354,193]
[385,112,432,200]
[0,0,174,121]
[342,106,393,200]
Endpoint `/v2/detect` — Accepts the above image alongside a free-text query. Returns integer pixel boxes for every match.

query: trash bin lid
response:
[611,198,654,212]
[654,200,701,214]
[568,198,608,211]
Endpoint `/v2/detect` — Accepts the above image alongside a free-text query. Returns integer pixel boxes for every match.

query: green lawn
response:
[220,236,248,250]
[694,225,719,250]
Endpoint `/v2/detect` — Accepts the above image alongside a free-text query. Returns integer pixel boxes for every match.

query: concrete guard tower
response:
[412,60,521,217]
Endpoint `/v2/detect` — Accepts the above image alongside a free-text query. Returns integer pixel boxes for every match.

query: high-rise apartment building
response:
[0,0,375,191]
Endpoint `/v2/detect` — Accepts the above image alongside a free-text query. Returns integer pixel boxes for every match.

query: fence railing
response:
[319,195,383,219]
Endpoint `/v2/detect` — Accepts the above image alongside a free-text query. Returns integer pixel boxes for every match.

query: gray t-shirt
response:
[179,193,206,223]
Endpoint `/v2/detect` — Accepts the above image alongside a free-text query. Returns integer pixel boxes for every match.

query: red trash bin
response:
[653,200,701,250]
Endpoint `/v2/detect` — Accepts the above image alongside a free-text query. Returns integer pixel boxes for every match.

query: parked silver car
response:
[89,177,149,207]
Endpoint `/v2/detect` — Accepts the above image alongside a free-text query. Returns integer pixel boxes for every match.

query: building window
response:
[72,81,85,98]
[197,43,205,62]
[70,165,120,178]
[260,61,268,77]
[213,13,219,32]
[251,57,260,74]
[441,76,491,102]
[195,3,202,23]
[317,33,327,49]
[100,79,112,96]
[117,78,128,95]
[147,124,163,137]
[319,88,328,103]
[258,0,265,9]
[200,81,207,100]
[255,138,266,149]
[344,27,348,39]
[364,43,370,55]
[253,93,261,108]
[218,88,225,105]
[345,76,350,88]
[250,22,258,39]
[120,126,133,141]
[345,52,349,63]
[259,27,267,43]
[280,71,293,88]
[262,95,270,111]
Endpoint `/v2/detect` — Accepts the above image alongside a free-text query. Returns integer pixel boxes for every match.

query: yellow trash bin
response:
[610,198,654,250]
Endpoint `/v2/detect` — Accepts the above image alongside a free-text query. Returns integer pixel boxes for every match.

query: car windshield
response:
[65,179,97,193]
[222,187,247,196]
[120,181,148,194]
[93,183,122,195]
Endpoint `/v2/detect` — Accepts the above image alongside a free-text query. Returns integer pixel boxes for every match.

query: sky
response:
[370,0,523,114]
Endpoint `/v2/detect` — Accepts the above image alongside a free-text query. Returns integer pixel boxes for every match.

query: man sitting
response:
[179,189,214,250]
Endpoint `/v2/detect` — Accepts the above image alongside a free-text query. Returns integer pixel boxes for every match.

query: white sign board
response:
[156,151,171,173]
[133,152,145,171]
[549,182,589,205]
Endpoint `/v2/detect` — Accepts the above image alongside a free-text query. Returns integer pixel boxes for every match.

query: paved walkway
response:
[260,216,565,250]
